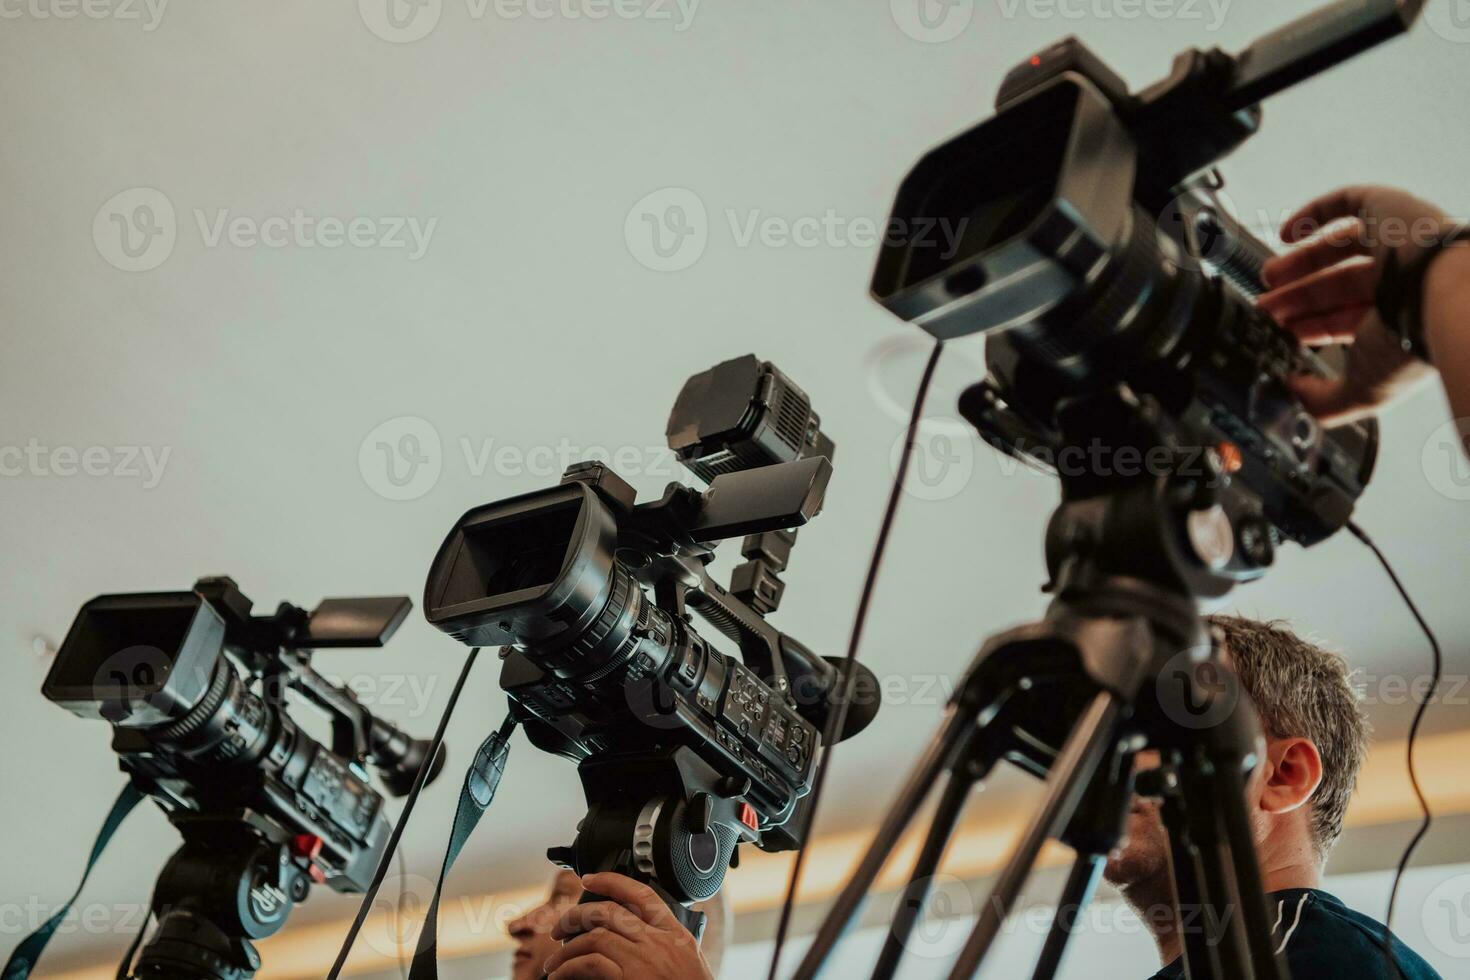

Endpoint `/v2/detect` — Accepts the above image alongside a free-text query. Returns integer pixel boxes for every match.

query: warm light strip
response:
[40,729,1470,979]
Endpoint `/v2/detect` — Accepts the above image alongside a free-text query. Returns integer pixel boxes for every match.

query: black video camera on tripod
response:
[423,354,880,939]
[795,3,1429,980]
[31,576,444,980]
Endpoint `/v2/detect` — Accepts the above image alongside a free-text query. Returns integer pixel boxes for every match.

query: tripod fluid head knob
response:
[132,912,262,980]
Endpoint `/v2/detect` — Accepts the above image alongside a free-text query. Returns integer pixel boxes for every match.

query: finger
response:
[1289,374,1371,425]
[1280,186,1375,243]
[1261,220,1374,288]
[543,928,639,976]
[1257,261,1378,325]
[579,874,679,931]
[554,901,655,942]
[1273,305,1374,346]
[547,952,624,980]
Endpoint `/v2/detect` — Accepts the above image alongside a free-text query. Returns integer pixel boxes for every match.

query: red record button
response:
[290,834,324,860]
[291,834,328,883]
[738,803,759,832]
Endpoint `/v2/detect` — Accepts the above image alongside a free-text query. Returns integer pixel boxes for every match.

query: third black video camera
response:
[868,3,1423,593]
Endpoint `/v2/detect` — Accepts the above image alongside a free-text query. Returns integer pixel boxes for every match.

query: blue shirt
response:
[1146,889,1442,979]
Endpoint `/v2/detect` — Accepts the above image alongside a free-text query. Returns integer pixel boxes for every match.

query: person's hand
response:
[1257,185,1449,423]
[542,873,715,980]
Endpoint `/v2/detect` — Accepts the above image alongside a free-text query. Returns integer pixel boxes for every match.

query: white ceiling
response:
[4,0,1469,967]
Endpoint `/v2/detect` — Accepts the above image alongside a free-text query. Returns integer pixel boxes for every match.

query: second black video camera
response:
[423,355,878,919]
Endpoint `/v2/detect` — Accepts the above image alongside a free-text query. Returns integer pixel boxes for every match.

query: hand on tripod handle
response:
[542,873,714,980]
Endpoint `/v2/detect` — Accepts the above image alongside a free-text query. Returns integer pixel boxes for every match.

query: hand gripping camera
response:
[424,355,879,935]
[39,576,444,980]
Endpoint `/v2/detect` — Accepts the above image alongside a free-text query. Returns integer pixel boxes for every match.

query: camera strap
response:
[327,647,483,980]
[2,780,145,980]
[407,714,517,980]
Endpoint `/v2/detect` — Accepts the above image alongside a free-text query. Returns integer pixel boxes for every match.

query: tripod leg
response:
[1212,766,1289,980]
[1028,854,1105,980]
[1161,792,1222,980]
[945,692,1122,980]
[792,704,973,980]
[1174,763,1252,980]
[870,770,976,980]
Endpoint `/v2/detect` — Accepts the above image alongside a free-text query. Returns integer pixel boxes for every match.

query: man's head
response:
[1104,615,1370,894]
[507,870,582,980]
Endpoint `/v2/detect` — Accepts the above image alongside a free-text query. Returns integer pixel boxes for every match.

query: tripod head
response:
[130,814,300,980]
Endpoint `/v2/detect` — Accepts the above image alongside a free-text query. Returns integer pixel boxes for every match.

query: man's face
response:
[1103,743,1276,894]
[1103,751,1172,890]
[507,870,581,980]
[1106,647,1267,894]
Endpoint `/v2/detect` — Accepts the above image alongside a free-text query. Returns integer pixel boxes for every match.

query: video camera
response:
[424,355,879,931]
[39,576,444,979]
[867,1,1423,594]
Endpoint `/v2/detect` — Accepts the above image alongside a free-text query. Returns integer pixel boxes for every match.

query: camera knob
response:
[689,793,714,834]
[1237,516,1276,568]
[717,775,752,798]
[1185,505,1235,571]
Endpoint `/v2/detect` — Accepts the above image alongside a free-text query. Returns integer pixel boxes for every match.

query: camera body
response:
[432,470,817,853]
[871,38,1379,594]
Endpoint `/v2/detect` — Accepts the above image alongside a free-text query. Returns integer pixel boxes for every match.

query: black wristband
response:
[1376,223,1470,364]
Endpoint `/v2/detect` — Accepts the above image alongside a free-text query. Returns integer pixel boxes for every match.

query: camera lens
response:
[1007,204,1211,385]
[149,660,273,765]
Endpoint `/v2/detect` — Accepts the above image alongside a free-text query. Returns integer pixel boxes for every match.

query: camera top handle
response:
[998,0,1425,205]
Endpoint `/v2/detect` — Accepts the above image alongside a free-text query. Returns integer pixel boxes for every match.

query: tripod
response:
[127,814,311,980]
[792,473,1290,980]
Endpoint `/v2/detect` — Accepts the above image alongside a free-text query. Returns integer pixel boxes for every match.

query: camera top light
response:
[666,354,833,484]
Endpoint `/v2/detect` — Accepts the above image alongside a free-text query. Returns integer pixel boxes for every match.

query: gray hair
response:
[1206,615,1370,862]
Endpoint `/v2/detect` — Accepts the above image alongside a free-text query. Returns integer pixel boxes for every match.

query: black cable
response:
[396,847,410,980]
[764,340,945,980]
[326,647,481,980]
[1347,521,1440,980]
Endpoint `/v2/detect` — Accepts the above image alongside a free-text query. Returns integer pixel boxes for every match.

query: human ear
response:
[1259,737,1323,815]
